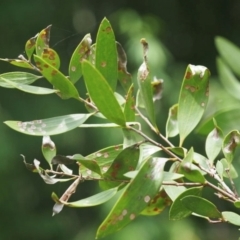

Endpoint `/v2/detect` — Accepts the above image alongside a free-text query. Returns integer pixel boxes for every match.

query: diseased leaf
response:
[205,119,223,164]
[181,196,221,219]
[222,130,240,163]
[124,84,135,122]
[42,136,56,167]
[152,77,163,102]
[137,39,158,133]
[222,211,240,226]
[166,104,179,138]
[116,41,132,92]
[97,157,167,238]
[169,187,203,220]
[51,155,76,165]
[0,58,35,69]
[215,36,240,77]
[79,145,123,178]
[69,33,92,84]
[25,34,37,60]
[82,60,126,126]
[34,55,79,99]
[217,57,240,100]
[5,113,92,136]
[95,18,118,90]
[178,64,210,145]
[35,25,51,56]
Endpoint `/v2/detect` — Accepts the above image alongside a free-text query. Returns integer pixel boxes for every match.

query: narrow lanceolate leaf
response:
[0,58,34,69]
[220,158,238,179]
[42,48,60,69]
[52,187,118,209]
[35,25,51,56]
[69,33,92,84]
[222,212,240,226]
[217,57,240,100]
[5,113,92,136]
[181,196,222,219]
[1,77,57,95]
[0,72,41,88]
[42,136,56,167]
[34,55,79,99]
[178,64,210,145]
[116,42,132,92]
[222,130,240,163]
[79,145,123,178]
[82,60,126,126]
[96,157,167,239]
[205,119,223,164]
[25,34,37,60]
[137,39,158,133]
[95,18,118,90]
[215,36,240,77]
[169,187,203,220]
[166,104,179,138]
[99,144,140,190]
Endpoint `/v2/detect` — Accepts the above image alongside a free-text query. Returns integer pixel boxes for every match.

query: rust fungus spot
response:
[114,163,121,169]
[43,64,49,68]
[101,61,107,67]
[51,70,57,76]
[185,85,196,93]
[104,26,112,33]
[154,208,160,212]
[114,145,120,150]
[38,67,43,71]
[185,71,192,79]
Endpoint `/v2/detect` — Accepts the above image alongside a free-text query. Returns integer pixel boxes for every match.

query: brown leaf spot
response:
[101,61,107,67]
[129,213,135,220]
[71,66,76,72]
[43,64,49,68]
[104,26,112,33]
[185,85,196,93]
[185,71,192,79]
[51,70,57,76]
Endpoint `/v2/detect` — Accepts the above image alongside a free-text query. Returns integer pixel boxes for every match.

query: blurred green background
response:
[1,0,240,239]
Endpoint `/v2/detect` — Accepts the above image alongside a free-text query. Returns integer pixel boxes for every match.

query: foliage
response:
[2,18,240,238]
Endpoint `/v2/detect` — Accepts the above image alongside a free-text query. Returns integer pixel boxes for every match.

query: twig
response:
[162,181,204,187]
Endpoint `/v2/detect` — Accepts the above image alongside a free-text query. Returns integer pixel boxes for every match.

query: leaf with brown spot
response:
[69,33,92,84]
[35,25,51,56]
[96,157,167,239]
[25,34,38,60]
[42,48,60,69]
[34,55,79,99]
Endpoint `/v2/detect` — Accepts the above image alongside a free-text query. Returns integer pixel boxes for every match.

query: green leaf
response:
[216,160,224,179]
[79,145,123,178]
[0,72,41,88]
[99,144,140,190]
[205,119,223,164]
[41,48,60,69]
[178,64,210,145]
[179,148,205,183]
[166,104,179,138]
[216,57,240,100]
[34,55,79,99]
[0,58,35,69]
[234,201,240,208]
[35,25,51,56]
[163,184,186,201]
[141,189,171,216]
[139,143,161,166]
[68,33,92,84]
[169,186,203,220]
[52,187,118,208]
[42,136,56,168]
[215,36,240,77]
[122,128,139,149]
[96,157,167,239]
[82,60,126,126]
[25,34,37,60]
[95,18,118,90]
[5,113,91,136]
[181,196,221,218]
[222,211,240,226]
[220,158,238,179]
[1,77,57,95]
[197,108,240,136]
[222,130,240,163]
[137,39,158,132]
[116,41,132,92]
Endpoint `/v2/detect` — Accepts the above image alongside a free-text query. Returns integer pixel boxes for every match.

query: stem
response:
[163,181,203,187]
